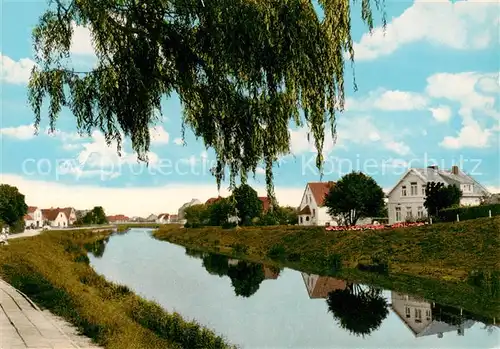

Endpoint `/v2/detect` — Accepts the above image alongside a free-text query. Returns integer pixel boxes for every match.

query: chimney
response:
[427,165,438,170]
[451,165,459,175]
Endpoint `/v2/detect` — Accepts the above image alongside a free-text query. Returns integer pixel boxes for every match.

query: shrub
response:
[267,244,286,260]
[439,204,500,222]
[221,222,237,229]
[327,254,343,273]
[287,252,301,262]
[231,243,248,254]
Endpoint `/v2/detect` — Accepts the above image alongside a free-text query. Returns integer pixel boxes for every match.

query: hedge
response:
[439,204,500,222]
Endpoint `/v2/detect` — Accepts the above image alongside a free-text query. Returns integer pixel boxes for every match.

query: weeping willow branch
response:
[29,0,385,200]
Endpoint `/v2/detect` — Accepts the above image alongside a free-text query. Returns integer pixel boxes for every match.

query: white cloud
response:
[1,53,35,84]
[0,124,36,140]
[353,0,498,61]
[70,23,95,56]
[346,89,427,111]
[429,106,452,122]
[440,118,492,149]
[383,141,411,156]
[255,167,266,175]
[149,126,169,144]
[173,138,184,146]
[1,174,303,217]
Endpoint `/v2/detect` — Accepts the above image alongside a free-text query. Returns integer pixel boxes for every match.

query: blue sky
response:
[1,0,499,216]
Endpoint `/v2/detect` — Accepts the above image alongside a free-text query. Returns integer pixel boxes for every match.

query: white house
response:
[387,166,490,224]
[156,213,170,224]
[391,291,474,338]
[24,206,44,228]
[298,182,338,226]
[42,208,70,228]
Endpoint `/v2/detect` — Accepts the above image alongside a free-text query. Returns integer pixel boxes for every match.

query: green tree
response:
[184,204,209,226]
[326,284,389,337]
[232,184,262,226]
[202,254,230,277]
[78,206,108,225]
[274,206,299,225]
[424,182,462,217]
[207,198,235,226]
[28,0,383,198]
[324,172,385,226]
[0,184,28,230]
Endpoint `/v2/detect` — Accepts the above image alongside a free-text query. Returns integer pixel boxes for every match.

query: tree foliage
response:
[77,206,108,225]
[326,284,389,336]
[232,184,262,225]
[424,182,462,217]
[324,172,385,225]
[208,198,235,226]
[28,0,385,198]
[0,184,28,228]
[184,204,209,226]
[227,261,265,298]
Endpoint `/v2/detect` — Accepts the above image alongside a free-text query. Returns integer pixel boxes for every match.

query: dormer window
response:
[402,186,407,196]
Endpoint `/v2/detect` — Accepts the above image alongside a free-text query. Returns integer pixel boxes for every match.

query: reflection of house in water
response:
[301,273,347,299]
[391,292,475,338]
[228,259,279,280]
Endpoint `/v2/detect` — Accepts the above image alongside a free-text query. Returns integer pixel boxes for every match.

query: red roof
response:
[309,277,347,299]
[24,214,33,220]
[41,208,61,221]
[27,206,38,213]
[107,214,129,222]
[205,197,224,205]
[308,182,335,207]
[258,197,272,212]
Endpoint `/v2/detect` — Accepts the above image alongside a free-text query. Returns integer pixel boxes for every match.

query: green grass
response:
[153,217,500,319]
[0,229,236,349]
[115,223,180,233]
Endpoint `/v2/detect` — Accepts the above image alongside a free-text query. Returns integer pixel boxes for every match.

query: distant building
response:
[24,206,43,228]
[387,166,490,224]
[169,214,178,223]
[145,214,158,222]
[298,182,336,226]
[391,291,475,338]
[156,213,170,224]
[107,214,130,223]
[41,208,73,228]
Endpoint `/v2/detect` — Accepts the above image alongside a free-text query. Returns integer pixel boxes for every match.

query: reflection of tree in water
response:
[202,253,229,277]
[84,237,109,258]
[227,261,265,297]
[326,284,389,337]
[185,248,206,259]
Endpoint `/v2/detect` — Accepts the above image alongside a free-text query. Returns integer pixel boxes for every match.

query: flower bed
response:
[325,221,427,231]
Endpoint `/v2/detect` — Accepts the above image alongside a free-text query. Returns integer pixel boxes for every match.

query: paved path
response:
[7,226,117,241]
[0,279,101,349]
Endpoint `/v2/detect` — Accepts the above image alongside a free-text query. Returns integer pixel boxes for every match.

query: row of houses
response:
[298,165,490,226]
[24,207,77,228]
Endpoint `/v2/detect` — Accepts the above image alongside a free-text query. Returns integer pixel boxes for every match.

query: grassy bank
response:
[0,229,236,349]
[115,223,181,233]
[153,217,500,318]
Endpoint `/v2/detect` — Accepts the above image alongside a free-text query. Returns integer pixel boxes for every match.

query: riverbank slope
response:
[153,217,500,318]
[0,229,236,349]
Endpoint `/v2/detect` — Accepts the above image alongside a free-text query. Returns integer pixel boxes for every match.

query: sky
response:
[1,0,499,216]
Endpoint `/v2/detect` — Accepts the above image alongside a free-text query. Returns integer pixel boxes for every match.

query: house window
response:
[406,207,412,219]
[426,310,431,320]
[300,217,303,224]
[415,309,422,323]
[410,182,418,196]
[422,184,426,196]
[461,184,473,193]
[402,186,407,196]
[306,216,310,222]
[405,307,411,318]
[395,207,402,222]
[417,207,423,218]
[312,209,316,216]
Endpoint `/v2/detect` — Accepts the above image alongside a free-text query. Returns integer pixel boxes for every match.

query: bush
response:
[439,204,500,222]
[231,243,248,254]
[267,244,286,260]
[287,252,301,262]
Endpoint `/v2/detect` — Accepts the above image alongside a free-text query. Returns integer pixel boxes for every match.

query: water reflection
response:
[87,231,499,347]
[187,250,281,297]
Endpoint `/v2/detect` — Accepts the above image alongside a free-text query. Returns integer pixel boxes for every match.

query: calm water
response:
[88,228,499,349]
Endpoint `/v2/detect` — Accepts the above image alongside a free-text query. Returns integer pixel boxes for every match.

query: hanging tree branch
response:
[29,0,385,200]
